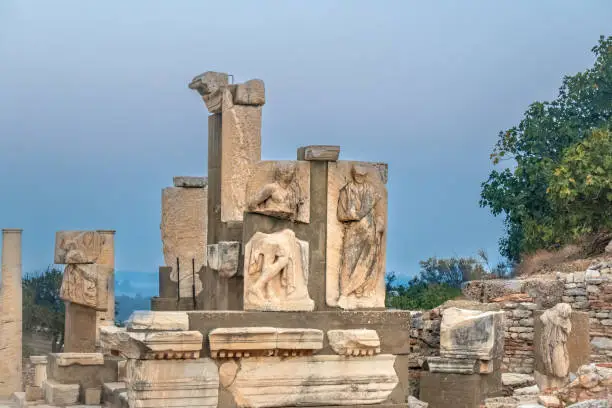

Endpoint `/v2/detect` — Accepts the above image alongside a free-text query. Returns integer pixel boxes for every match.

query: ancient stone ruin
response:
[2,72,611,408]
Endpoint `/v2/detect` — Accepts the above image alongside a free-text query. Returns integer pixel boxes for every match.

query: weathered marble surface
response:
[439,307,505,360]
[327,329,381,356]
[60,263,112,311]
[100,326,203,359]
[209,327,323,358]
[188,71,229,113]
[220,354,398,407]
[297,145,341,161]
[244,229,314,311]
[246,161,310,223]
[43,380,79,406]
[55,230,106,264]
[161,186,207,298]
[173,176,208,188]
[207,241,240,278]
[326,161,387,309]
[126,311,190,331]
[51,352,104,366]
[220,87,263,222]
[126,359,219,408]
[0,229,22,398]
[235,79,266,106]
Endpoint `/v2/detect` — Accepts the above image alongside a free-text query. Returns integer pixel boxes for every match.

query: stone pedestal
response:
[0,229,23,398]
[64,301,98,352]
[29,356,48,388]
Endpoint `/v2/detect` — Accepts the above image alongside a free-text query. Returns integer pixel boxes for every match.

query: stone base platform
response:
[420,371,503,408]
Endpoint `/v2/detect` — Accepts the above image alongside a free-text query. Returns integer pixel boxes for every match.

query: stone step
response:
[102,382,128,408]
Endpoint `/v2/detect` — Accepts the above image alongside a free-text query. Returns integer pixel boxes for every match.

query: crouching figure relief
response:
[244,229,314,311]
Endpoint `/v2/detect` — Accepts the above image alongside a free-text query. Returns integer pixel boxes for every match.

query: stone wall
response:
[556,260,612,362]
[498,300,536,374]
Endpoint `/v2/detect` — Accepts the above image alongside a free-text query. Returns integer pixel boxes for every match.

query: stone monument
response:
[56,230,115,352]
[0,229,23,398]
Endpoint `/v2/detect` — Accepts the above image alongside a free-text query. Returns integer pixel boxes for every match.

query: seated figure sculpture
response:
[247,162,303,222]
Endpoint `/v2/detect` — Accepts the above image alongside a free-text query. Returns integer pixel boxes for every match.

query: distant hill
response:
[115,270,158,298]
[115,294,151,323]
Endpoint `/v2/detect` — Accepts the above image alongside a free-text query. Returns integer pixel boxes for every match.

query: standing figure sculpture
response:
[248,162,302,221]
[539,303,572,378]
[336,165,385,309]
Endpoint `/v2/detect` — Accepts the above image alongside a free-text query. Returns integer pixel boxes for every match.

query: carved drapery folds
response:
[244,229,313,311]
[326,162,388,309]
[60,264,111,311]
[55,231,105,264]
[539,303,572,378]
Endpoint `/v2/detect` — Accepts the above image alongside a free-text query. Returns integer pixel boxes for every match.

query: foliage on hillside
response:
[22,267,65,348]
[480,36,612,261]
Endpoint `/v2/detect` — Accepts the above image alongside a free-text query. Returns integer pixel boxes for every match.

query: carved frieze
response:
[327,329,381,356]
[207,241,240,278]
[244,229,314,311]
[55,231,106,264]
[326,162,388,309]
[59,264,111,311]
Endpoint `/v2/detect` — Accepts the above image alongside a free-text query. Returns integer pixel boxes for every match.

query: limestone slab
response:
[55,230,106,264]
[327,329,381,356]
[173,176,208,188]
[60,264,111,311]
[221,354,398,407]
[297,145,341,161]
[43,380,79,406]
[126,311,189,331]
[440,307,505,360]
[234,79,265,106]
[206,241,240,278]
[100,326,203,359]
[52,352,104,366]
[326,161,388,309]
[426,356,478,374]
[209,327,323,358]
[246,161,310,223]
[126,359,219,408]
[161,186,207,298]
[244,230,314,311]
[220,87,262,222]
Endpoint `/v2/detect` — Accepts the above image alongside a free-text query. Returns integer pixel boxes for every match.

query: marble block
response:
[126,311,190,331]
[51,352,104,366]
[100,326,203,360]
[188,71,229,114]
[126,359,219,408]
[220,354,398,407]
[297,145,340,161]
[60,263,111,311]
[173,176,208,188]
[206,241,240,278]
[161,186,207,298]
[327,329,381,356]
[439,307,505,361]
[43,380,79,406]
[54,230,106,264]
[209,327,323,358]
[234,79,265,106]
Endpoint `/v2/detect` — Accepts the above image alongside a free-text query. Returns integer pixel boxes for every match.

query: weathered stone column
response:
[96,230,116,337]
[0,228,23,397]
[29,356,48,388]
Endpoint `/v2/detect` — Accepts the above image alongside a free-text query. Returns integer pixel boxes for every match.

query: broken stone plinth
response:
[126,359,219,408]
[207,241,240,278]
[209,327,323,358]
[161,184,207,298]
[219,354,398,407]
[440,307,505,361]
[64,301,97,352]
[0,229,23,398]
[29,356,47,388]
[100,326,203,359]
[43,380,79,406]
[173,176,208,188]
[327,329,381,356]
[297,145,341,161]
[127,311,190,331]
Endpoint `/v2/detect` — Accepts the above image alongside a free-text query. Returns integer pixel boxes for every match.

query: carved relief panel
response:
[244,229,314,311]
[60,264,112,311]
[55,231,106,264]
[246,161,310,223]
[326,162,388,309]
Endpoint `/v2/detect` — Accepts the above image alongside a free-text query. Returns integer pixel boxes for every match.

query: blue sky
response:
[0,1,610,281]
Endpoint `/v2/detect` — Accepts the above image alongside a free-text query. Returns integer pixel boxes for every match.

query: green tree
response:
[22,267,65,350]
[480,36,612,261]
